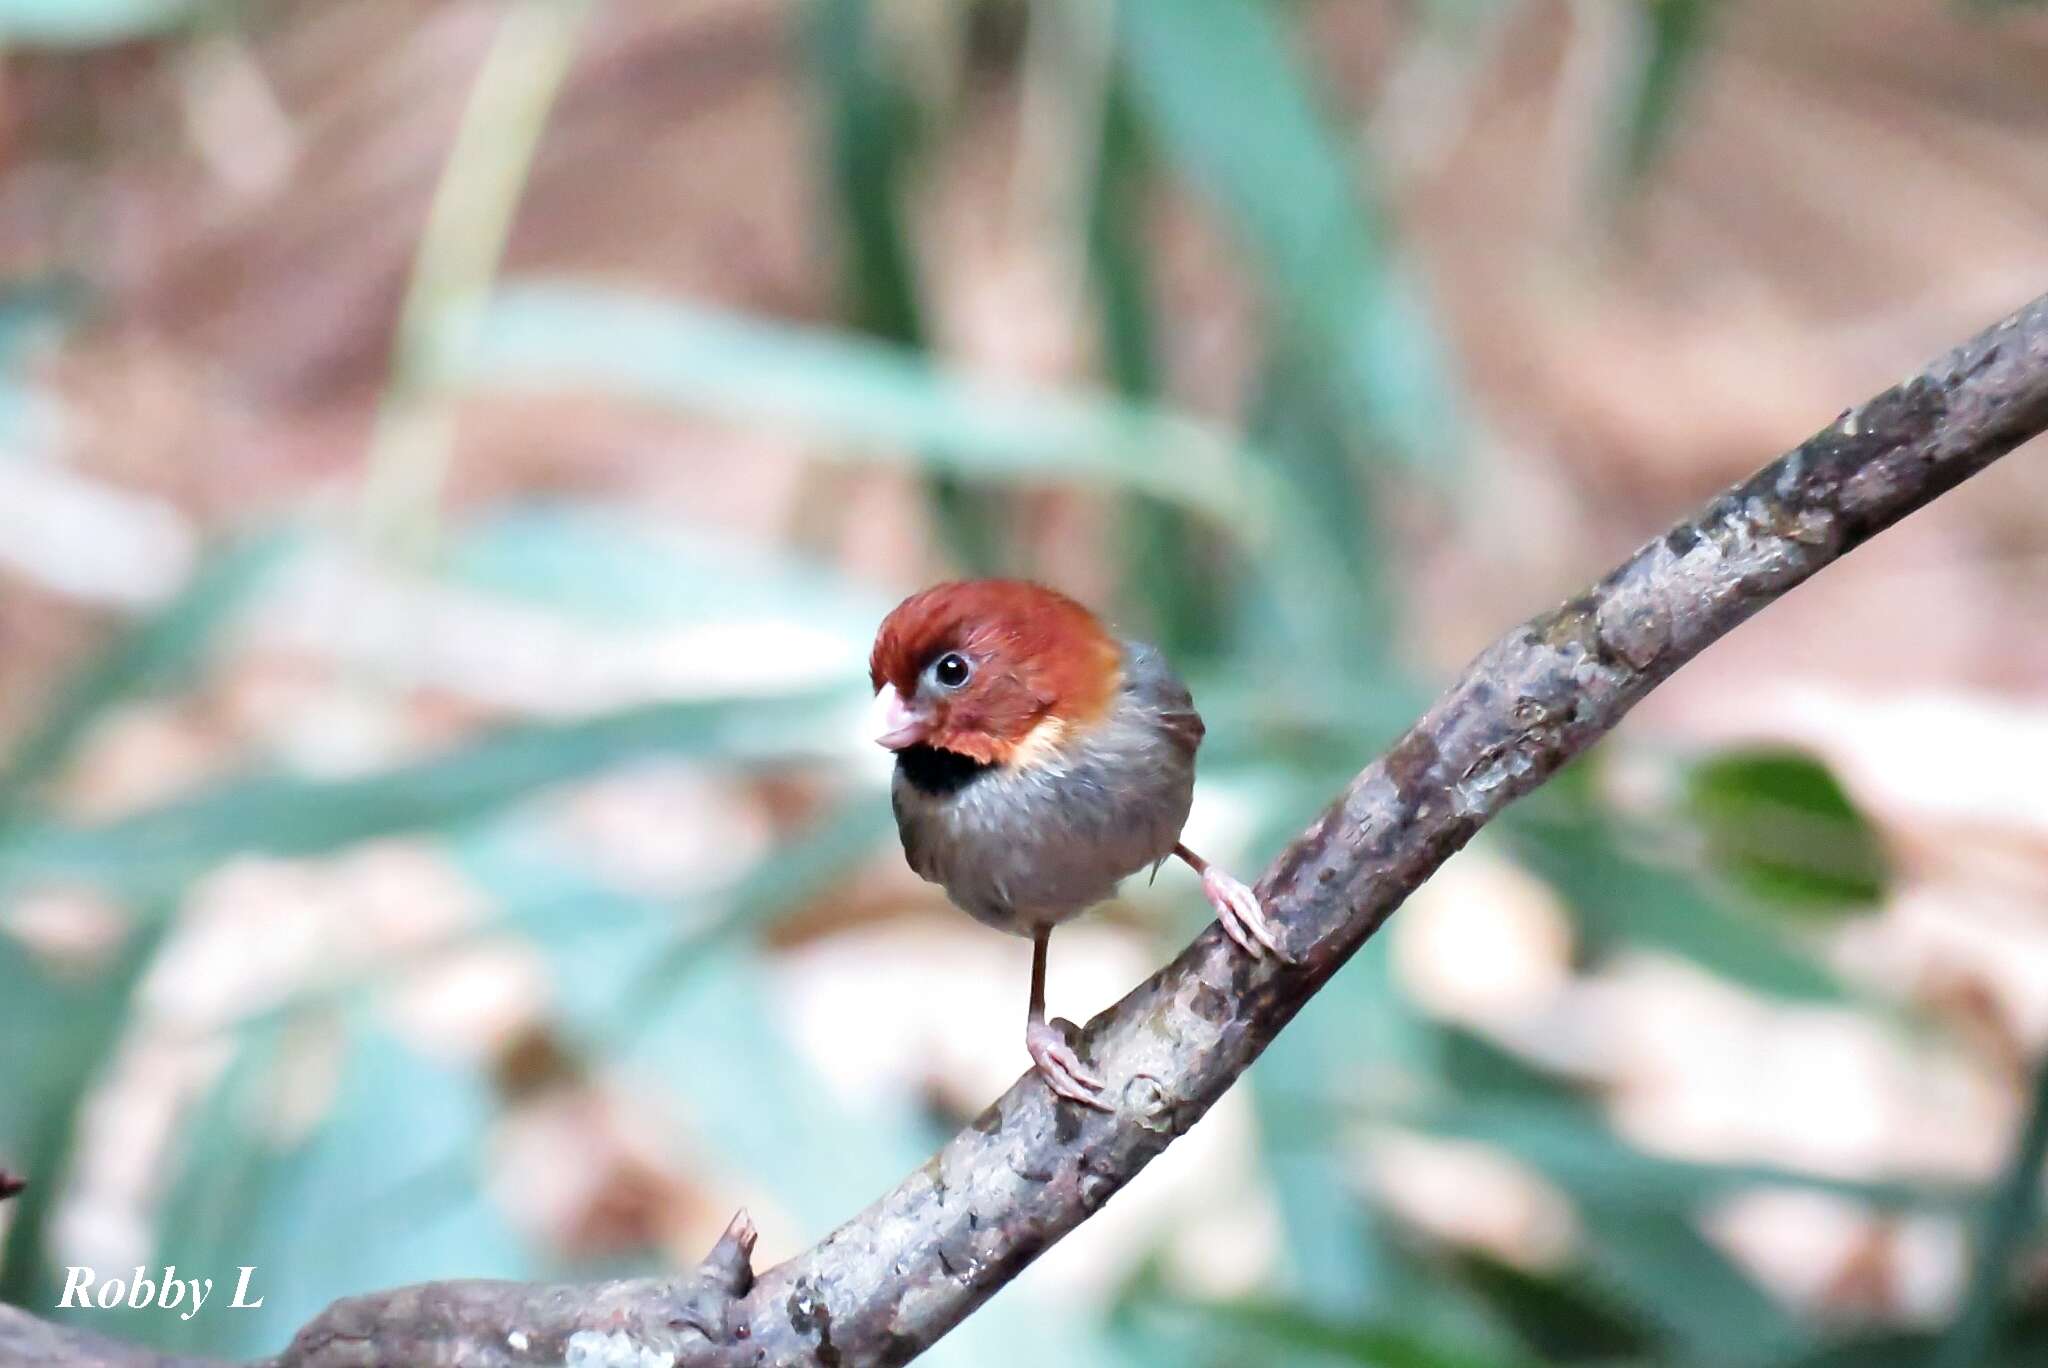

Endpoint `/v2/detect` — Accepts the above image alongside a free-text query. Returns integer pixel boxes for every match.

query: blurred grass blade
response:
[1240,796,1472,1341]
[358,0,594,565]
[464,281,1261,525]
[1243,346,1400,671]
[0,689,859,898]
[119,1019,289,1353]
[626,942,909,1224]
[1612,0,1718,185]
[1579,1205,1805,1363]
[801,0,1009,571]
[459,826,1123,1368]
[1087,78,1231,661]
[152,1015,525,1358]
[0,532,296,822]
[638,938,1130,1368]
[1505,806,1848,1002]
[1427,1026,1843,1363]
[1409,1095,1968,1214]
[1448,1252,1657,1364]
[1785,1311,2048,1368]
[1253,942,1412,1319]
[0,276,83,444]
[1117,0,1463,481]
[614,801,895,1028]
[0,0,196,44]
[451,797,895,1039]
[447,503,896,635]
[1115,1277,1531,1368]
[802,0,925,349]
[0,919,165,1313]
[1086,83,1157,403]
[1936,1051,2048,1368]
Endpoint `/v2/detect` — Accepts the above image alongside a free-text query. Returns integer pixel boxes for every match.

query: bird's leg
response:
[1176,842,1290,961]
[1024,925,1111,1110]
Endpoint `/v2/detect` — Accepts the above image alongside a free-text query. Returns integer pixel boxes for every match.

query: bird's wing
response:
[890,781,940,884]
[1120,639,1205,760]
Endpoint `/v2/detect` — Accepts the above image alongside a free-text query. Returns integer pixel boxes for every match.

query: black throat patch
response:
[895,743,995,797]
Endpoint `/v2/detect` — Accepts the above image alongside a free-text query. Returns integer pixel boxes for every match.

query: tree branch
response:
[6,294,2048,1366]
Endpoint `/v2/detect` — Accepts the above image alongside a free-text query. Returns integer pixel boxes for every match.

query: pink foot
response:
[1026,1018,1111,1111]
[1201,865,1290,961]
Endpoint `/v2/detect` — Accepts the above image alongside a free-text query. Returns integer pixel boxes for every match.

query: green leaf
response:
[0,0,196,45]
[1117,0,1463,481]
[462,281,1265,528]
[1687,746,1889,914]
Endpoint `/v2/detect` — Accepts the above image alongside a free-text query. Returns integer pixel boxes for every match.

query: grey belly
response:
[893,757,1191,935]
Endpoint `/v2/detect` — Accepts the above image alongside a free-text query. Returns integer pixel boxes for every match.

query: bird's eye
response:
[932,652,972,689]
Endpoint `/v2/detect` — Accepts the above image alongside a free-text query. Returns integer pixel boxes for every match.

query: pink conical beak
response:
[870,684,931,750]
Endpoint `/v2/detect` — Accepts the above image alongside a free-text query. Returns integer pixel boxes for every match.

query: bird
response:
[867,578,1286,1110]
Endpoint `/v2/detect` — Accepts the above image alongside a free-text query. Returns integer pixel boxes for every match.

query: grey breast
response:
[892,640,1202,936]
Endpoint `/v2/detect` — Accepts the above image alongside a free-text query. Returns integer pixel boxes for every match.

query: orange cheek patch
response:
[928,721,1007,765]
[1003,714,1072,770]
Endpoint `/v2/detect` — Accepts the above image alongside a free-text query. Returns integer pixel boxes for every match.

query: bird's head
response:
[867,580,1122,767]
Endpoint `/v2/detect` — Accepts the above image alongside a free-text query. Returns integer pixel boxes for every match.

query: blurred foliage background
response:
[1,1,2047,1365]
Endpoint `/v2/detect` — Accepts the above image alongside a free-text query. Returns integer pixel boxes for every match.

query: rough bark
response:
[5,294,2048,1366]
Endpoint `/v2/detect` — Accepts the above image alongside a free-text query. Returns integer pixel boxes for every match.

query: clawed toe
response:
[1201,867,1293,963]
[1026,1020,1111,1111]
